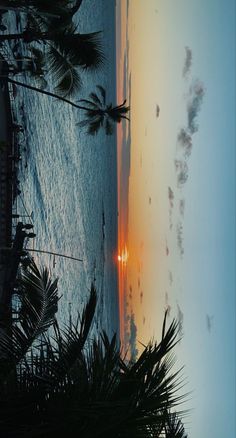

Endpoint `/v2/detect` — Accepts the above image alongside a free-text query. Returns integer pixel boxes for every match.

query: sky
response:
[116,0,236,437]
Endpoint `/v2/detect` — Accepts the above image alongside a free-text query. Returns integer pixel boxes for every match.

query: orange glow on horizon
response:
[117,246,129,264]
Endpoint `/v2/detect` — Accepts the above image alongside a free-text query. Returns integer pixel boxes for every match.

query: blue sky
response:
[116,0,236,436]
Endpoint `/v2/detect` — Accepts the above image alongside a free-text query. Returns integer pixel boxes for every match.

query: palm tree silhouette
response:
[164,411,188,438]
[0,0,83,21]
[0,77,130,135]
[77,85,130,135]
[0,296,188,437]
[0,259,59,378]
[0,22,104,96]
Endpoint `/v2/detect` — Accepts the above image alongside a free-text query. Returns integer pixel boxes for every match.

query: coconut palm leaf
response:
[76,86,130,136]
[25,11,45,34]
[77,98,99,109]
[123,316,179,378]
[0,260,59,379]
[55,67,82,96]
[106,103,130,123]
[39,285,97,385]
[96,84,106,105]
[76,118,93,128]
[89,91,103,107]
[0,297,189,438]
[105,118,113,135]
[54,31,105,69]
[29,46,45,68]
[61,320,184,438]
[46,45,82,96]
[87,117,104,136]
[164,411,188,438]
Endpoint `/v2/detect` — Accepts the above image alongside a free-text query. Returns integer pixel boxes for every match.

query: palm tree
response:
[164,411,188,438]
[77,85,130,135]
[0,259,59,380]
[0,77,130,134]
[0,0,80,20]
[0,21,104,96]
[0,303,188,437]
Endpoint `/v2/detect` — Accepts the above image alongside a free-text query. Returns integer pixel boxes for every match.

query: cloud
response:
[168,271,173,286]
[187,80,205,134]
[176,222,184,258]
[168,209,173,230]
[177,303,184,337]
[179,199,185,217]
[183,46,192,78]
[174,160,189,187]
[177,128,193,159]
[165,239,169,256]
[168,186,174,208]
[174,79,205,190]
[206,314,214,333]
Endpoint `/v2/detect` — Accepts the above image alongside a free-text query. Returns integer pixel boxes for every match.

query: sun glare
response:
[117,246,129,264]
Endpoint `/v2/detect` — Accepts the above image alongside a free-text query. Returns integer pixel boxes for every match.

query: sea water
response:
[5,0,119,338]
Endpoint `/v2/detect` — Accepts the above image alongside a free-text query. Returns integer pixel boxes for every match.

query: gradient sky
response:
[116,1,235,437]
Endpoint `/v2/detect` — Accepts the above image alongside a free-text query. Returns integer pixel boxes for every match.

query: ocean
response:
[5,0,119,338]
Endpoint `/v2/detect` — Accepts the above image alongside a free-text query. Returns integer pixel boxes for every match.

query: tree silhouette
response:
[0,291,188,437]
[0,77,130,135]
[0,20,104,96]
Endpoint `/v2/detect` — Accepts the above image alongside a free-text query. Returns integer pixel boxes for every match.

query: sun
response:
[117,246,129,264]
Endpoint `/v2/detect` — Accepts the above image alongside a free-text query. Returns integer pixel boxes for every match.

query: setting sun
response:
[117,246,129,264]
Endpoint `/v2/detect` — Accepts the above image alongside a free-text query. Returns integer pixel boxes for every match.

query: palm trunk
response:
[1,77,92,112]
[0,33,25,41]
[0,4,60,18]
[25,248,83,262]
[0,31,52,42]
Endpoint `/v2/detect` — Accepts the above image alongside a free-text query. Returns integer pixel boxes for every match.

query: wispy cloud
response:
[174,160,189,188]
[168,270,173,286]
[176,222,184,258]
[179,199,185,217]
[206,314,214,333]
[177,303,184,337]
[187,80,205,134]
[168,186,174,208]
[183,46,192,78]
[177,128,193,159]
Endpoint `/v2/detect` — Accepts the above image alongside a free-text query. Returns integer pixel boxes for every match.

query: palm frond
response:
[77,98,99,109]
[42,285,97,385]
[46,45,82,95]
[54,66,82,97]
[29,46,45,67]
[76,118,92,128]
[105,118,113,135]
[25,12,47,34]
[165,411,188,438]
[89,91,103,107]
[54,31,105,69]
[96,84,106,105]
[87,116,104,135]
[106,104,130,123]
[0,260,59,379]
